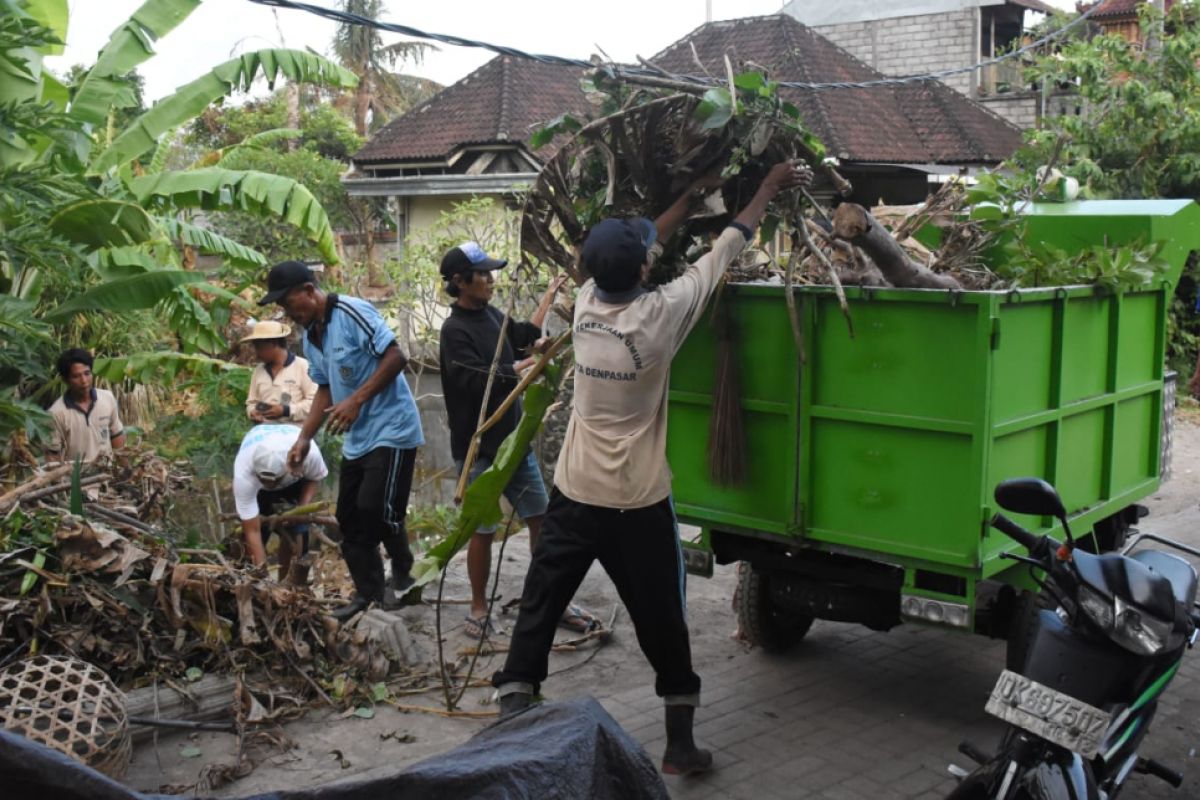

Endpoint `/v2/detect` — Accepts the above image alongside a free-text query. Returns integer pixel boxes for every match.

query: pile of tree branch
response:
[0,459,396,715]
[519,86,998,293]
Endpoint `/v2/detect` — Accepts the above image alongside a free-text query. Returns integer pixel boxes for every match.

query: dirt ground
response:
[123,414,1200,798]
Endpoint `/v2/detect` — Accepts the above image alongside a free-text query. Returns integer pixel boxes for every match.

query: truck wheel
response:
[1092,511,1130,553]
[735,563,814,653]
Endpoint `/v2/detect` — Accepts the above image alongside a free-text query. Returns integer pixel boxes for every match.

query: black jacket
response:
[439,304,541,461]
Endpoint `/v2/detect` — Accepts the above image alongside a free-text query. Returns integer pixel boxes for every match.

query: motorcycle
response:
[947,477,1200,799]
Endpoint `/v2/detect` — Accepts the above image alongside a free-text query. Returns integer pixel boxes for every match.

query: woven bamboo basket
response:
[0,655,130,778]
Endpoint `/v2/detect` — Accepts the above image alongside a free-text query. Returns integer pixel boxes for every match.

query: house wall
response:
[978,92,1039,129]
[811,7,980,96]
[407,196,462,237]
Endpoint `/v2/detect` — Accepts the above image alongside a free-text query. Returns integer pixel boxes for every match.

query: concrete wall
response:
[407,196,461,237]
[812,7,979,97]
[978,92,1039,130]
[784,0,995,26]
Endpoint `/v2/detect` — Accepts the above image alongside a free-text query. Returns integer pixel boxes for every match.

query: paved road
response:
[126,427,1200,799]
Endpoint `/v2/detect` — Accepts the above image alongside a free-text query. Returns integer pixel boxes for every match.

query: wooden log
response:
[17,474,110,503]
[833,203,961,290]
[124,674,237,743]
[0,464,73,510]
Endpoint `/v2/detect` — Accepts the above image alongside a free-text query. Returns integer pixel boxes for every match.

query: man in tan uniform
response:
[242,320,317,425]
[493,161,813,775]
[47,349,125,464]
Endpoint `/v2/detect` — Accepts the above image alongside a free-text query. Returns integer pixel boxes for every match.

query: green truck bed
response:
[667,200,1200,588]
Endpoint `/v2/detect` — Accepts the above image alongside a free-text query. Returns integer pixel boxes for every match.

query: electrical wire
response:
[247,0,1099,92]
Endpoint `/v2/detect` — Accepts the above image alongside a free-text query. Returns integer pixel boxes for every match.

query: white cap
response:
[251,441,289,482]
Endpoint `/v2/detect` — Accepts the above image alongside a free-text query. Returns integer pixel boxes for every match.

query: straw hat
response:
[239,319,292,343]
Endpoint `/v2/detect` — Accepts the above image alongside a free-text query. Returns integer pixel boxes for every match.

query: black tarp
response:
[0,696,669,799]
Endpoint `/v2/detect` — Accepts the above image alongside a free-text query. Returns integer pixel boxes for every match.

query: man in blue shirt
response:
[259,261,425,621]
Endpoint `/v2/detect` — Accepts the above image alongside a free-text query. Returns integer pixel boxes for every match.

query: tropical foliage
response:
[1011,2,1200,371]
[0,0,357,446]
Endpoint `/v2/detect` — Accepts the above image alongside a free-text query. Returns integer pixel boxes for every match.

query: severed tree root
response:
[833,203,961,290]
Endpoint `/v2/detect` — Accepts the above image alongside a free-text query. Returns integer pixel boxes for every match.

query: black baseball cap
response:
[258,260,316,306]
[439,241,508,280]
[582,217,657,277]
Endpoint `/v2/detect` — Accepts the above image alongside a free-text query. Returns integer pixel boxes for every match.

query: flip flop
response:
[559,603,600,634]
[464,614,495,640]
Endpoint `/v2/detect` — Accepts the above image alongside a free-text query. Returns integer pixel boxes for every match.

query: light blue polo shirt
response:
[304,294,424,460]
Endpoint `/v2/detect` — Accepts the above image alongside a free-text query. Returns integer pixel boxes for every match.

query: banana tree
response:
[6,0,357,363]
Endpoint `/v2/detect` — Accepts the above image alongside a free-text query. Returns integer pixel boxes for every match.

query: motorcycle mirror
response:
[994,477,1067,519]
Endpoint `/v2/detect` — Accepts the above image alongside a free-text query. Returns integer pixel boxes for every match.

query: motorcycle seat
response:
[1131,550,1198,607]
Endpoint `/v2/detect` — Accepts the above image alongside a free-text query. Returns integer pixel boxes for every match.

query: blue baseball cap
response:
[581,217,657,277]
[440,241,508,280]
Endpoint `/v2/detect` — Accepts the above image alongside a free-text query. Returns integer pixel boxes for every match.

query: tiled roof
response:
[352,56,592,164]
[1086,0,1174,18]
[1009,0,1059,14]
[650,16,1022,164]
[355,14,1021,167]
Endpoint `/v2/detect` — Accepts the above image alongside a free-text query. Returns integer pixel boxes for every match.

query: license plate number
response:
[984,670,1111,758]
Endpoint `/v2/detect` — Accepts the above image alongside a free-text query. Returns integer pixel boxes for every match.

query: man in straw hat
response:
[493,160,813,776]
[259,261,424,621]
[241,319,318,425]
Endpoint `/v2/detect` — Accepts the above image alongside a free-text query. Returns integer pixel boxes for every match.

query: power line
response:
[246,0,1098,91]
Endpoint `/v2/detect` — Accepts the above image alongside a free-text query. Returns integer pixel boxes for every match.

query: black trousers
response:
[256,481,310,552]
[335,446,416,602]
[493,488,701,701]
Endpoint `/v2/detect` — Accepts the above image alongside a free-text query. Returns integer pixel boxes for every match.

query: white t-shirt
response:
[554,227,748,508]
[232,425,328,521]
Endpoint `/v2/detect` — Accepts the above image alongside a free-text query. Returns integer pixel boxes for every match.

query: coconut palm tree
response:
[333,0,433,135]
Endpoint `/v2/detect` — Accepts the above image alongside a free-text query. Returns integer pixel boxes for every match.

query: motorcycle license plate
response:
[984,670,1111,758]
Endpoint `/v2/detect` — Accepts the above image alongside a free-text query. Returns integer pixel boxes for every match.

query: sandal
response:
[464,614,496,640]
[559,603,600,634]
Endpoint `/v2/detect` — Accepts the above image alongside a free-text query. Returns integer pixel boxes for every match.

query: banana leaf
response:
[190,127,304,168]
[130,168,340,264]
[146,126,176,174]
[44,269,204,321]
[24,0,68,55]
[70,0,201,127]
[411,362,561,588]
[48,198,160,251]
[90,49,357,174]
[162,217,267,268]
[94,351,249,384]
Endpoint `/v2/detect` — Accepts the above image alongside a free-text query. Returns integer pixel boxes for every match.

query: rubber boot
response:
[661,705,712,776]
[344,540,386,601]
[329,595,369,621]
[382,532,415,592]
[499,691,532,719]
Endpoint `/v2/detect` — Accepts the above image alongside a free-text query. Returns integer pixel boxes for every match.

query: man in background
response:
[260,261,424,621]
[438,242,596,639]
[46,348,125,464]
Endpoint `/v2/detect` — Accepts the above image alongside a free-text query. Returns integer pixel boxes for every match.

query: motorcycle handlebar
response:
[990,513,1042,553]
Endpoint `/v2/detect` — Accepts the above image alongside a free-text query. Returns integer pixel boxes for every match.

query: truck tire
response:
[1092,511,1130,553]
[735,563,814,653]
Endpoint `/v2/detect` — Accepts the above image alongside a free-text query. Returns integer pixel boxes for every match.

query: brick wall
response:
[816,8,979,97]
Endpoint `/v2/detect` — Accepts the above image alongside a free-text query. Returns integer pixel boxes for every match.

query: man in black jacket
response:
[439,243,592,639]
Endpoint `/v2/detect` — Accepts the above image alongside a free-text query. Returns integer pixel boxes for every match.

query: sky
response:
[47,0,1077,103]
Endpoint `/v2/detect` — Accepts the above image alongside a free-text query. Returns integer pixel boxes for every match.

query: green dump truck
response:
[668,200,1200,654]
